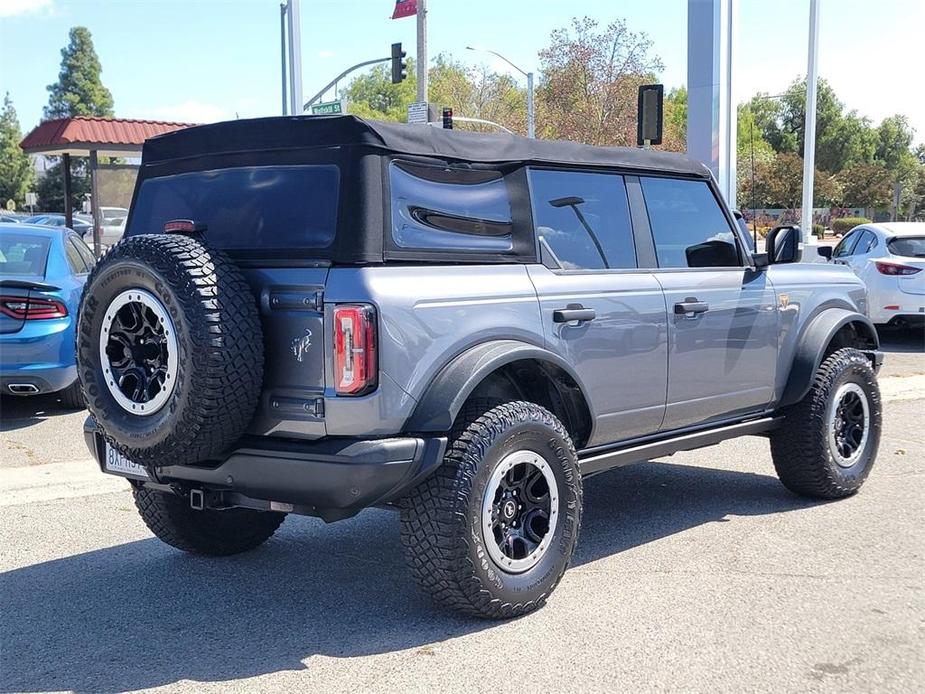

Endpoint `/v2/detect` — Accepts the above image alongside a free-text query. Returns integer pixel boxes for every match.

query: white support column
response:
[416,0,428,103]
[687,0,737,208]
[801,0,822,251]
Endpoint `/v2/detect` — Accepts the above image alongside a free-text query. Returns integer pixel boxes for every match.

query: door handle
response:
[553,304,596,324]
[674,298,709,315]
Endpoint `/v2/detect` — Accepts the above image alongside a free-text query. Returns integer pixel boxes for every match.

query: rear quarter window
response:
[127,165,339,250]
[389,161,513,252]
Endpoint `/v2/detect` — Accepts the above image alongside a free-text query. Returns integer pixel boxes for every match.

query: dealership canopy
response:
[19,116,194,254]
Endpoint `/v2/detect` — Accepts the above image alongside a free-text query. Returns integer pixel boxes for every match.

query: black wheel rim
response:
[481,450,559,573]
[100,289,178,415]
[828,383,870,468]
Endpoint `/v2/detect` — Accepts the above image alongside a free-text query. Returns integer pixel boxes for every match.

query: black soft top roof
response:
[142,114,710,177]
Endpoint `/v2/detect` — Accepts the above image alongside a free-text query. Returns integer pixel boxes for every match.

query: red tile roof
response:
[20,116,196,152]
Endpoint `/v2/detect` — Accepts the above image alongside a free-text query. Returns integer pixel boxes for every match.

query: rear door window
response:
[640,177,741,268]
[527,169,636,270]
[389,161,513,252]
[833,229,862,258]
[127,165,339,250]
[64,237,88,273]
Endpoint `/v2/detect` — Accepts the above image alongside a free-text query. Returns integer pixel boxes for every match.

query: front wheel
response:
[400,400,582,619]
[770,348,881,499]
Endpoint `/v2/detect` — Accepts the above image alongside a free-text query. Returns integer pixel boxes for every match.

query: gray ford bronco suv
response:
[78,115,882,619]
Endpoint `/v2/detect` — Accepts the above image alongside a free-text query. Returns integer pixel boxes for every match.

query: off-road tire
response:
[133,486,286,556]
[400,400,582,619]
[77,234,263,467]
[770,348,881,499]
[56,380,85,409]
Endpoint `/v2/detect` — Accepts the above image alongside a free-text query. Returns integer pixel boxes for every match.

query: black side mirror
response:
[817,245,833,260]
[752,252,769,268]
[766,225,802,264]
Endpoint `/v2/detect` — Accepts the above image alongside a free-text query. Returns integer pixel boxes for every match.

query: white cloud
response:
[0,0,52,18]
[133,100,231,124]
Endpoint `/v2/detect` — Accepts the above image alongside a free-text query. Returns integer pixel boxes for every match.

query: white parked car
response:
[830,222,925,327]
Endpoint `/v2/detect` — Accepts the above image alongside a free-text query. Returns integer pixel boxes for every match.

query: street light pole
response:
[286,0,303,114]
[466,45,535,138]
[416,0,428,103]
[280,2,288,115]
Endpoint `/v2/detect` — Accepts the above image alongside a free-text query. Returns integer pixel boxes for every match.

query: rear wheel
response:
[400,400,582,619]
[133,486,286,556]
[770,348,881,499]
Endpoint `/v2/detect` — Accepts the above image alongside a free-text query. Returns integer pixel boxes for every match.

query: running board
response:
[578,417,781,477]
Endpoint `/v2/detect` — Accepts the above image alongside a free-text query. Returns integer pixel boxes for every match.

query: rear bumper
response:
[84,418,447,522]
[1,365,76,395]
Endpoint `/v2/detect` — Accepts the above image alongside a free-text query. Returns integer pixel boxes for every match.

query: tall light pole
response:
[466,45,535,138]
[286,0,303,114]
[801,0,822,251]
[280,2,288,115]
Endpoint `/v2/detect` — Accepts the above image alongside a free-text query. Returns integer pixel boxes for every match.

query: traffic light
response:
[391,42,407,84]
[442,107,453,130]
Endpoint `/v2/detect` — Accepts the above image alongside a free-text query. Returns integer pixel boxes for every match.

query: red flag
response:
[391,0,417,20]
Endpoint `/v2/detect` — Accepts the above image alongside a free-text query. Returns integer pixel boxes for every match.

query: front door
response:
[527,169,668,447]
[636,176,778,430]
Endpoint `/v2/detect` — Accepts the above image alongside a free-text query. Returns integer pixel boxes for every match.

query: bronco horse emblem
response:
[291,329,313,362]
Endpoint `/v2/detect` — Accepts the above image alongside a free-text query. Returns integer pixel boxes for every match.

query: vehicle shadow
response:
[876,324,925,354]
[0,393,84,432]
[1,460,815,693]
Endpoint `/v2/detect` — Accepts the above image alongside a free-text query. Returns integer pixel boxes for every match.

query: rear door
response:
[527,169,668,446]
[636,176,778,430]
[127,164,341,438]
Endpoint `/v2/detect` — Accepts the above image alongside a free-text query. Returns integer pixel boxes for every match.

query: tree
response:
[0,93,33,208]
[36,159,90,212]
[537,16,663,146]
[833,163,892,209]
[763,152,838,210]
[45,26,114,119]
[661,86,687,152]
[342,59,418,122]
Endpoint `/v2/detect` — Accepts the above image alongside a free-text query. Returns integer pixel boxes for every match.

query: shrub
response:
[831,217,871,234]
[812,224,825,238]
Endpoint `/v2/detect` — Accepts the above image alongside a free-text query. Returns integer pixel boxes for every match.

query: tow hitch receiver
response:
[189,488,205,511]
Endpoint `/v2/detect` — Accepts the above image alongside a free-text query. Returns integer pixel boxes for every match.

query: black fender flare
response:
[779,308,879,407]
[405,339,592,433]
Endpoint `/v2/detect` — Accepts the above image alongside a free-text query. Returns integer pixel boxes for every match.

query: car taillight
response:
[333,304,377,396]
[0,295,68,320]
[875,261,921,276]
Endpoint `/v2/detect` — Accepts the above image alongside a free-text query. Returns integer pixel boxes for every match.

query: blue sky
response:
[1,0,922,143]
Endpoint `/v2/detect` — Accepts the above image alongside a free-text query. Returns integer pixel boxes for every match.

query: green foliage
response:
[0,93,34,207]
[45,26,114,119]
[36,158,91,212]
[342,58,418,122]
[812,223,825,238]
[831,216,871,233]
[537,16,663,146]
[834,163,892,208]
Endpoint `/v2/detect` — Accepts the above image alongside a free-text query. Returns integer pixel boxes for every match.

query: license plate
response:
[103,444,149,480]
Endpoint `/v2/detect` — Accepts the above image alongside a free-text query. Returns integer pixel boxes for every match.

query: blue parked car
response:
[0,223,95,408]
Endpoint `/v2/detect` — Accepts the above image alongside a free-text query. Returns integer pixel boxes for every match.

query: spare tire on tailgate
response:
[77,234,264,467]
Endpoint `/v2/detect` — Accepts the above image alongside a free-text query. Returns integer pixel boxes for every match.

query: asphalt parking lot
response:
[1,329,922,693]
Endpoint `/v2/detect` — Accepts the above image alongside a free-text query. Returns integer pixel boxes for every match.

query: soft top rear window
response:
[127,165,339,250]
[888,236,925,258]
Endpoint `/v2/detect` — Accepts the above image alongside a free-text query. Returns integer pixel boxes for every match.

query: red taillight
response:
[875,261,921,276]
[0,295,68,320]
[333,304,377,396]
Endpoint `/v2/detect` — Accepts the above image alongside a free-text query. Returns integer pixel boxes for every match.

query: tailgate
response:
[241,267,329,439]
[896,258,925,295]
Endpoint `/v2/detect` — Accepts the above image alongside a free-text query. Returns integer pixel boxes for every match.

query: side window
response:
[528,169,636,270]
[640,177,741,268]
[389,161,513,252]
[72,235,96,269]
[833,229,861,258]
[64,237,87,274]
[856,230,877,254]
